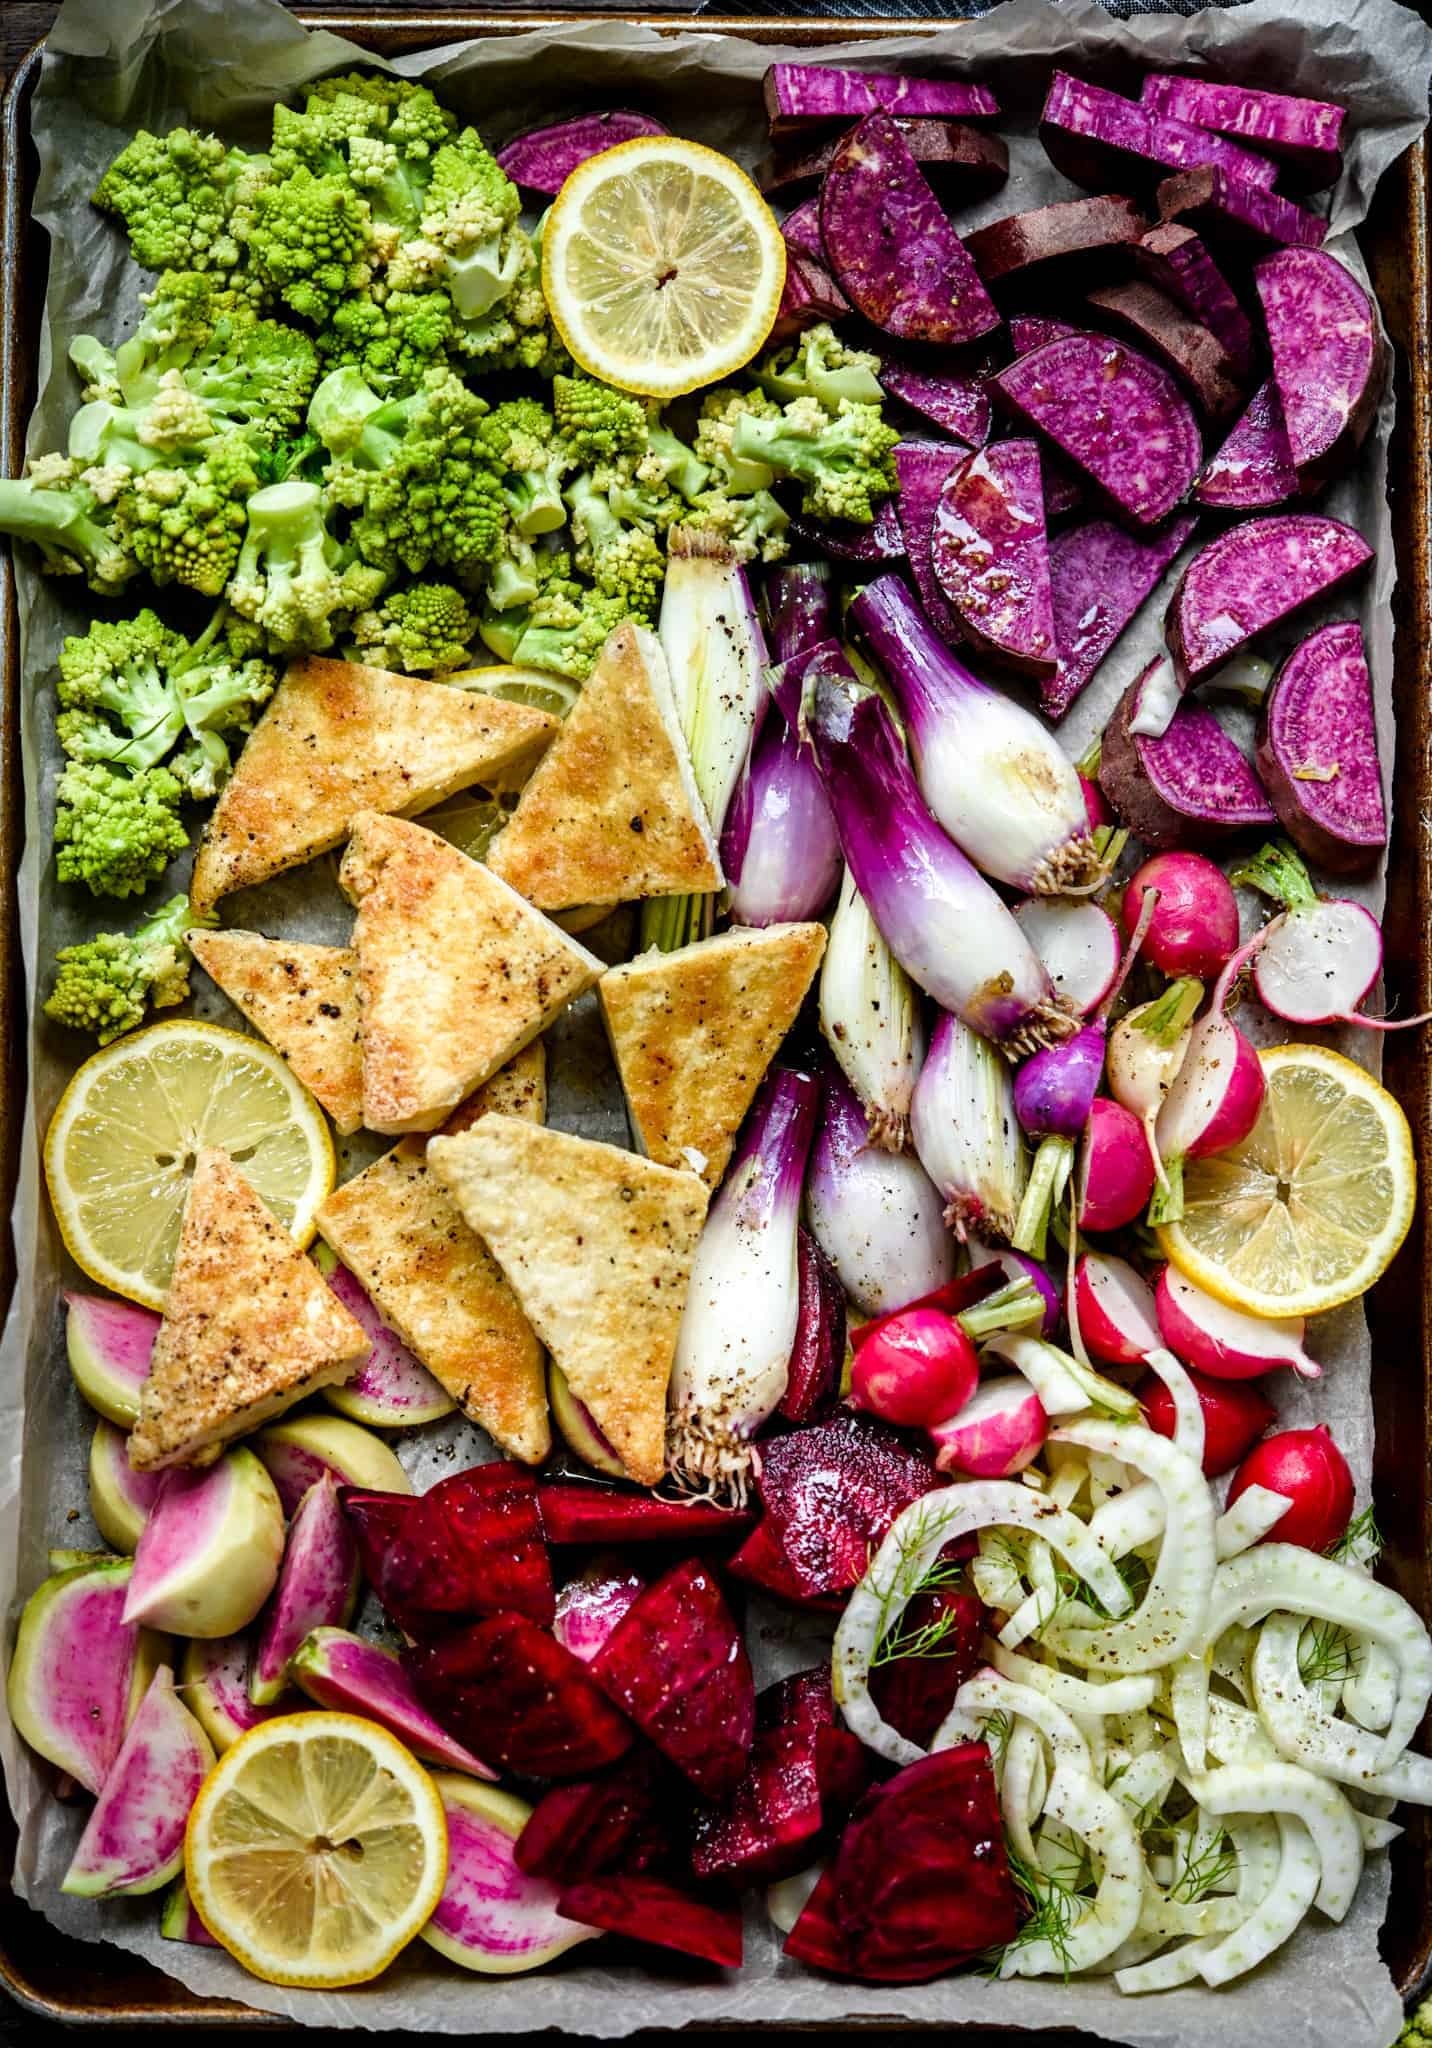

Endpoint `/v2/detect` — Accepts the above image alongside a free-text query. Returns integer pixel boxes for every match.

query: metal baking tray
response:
[1,9,1430,2026]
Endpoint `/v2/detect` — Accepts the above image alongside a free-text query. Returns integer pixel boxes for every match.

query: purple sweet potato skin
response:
[967,196,1148,292]
[930,441,1055,677]
[1140,75,1345,192]
[1086,279,1244,421]
[764,64,999,136]
[1099,658,1276,849]
[781,198,826,264]
[1256,620,1386,872]
[1135,223,1255,375]
[1008,315,1081,355]
[770,253,849,343]
[1040,449,1086,522]
[1156,167,1327,252]
[1167,513,1373,687]
[1041,73,1279,194]
[1196,379,1304,511]
[1255,249,1385,482]
[495,113,667,194]
[1044,513,1198,720]
[759,120,1008,203]
[820,114,1001,347]
[893,440,968,645]
[992,331,1203,528]
[881,361,992,447]
[791,500,906,566]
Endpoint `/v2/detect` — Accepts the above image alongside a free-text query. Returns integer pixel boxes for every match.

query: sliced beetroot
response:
[1256,248,1385,482]
[1141,75,1346,193]
[759,118,1007,205]
[591,1560,754,1798]
[867,1585,984,1749]
[692,1669,854,1884]
[880,361,991,448]
[1087,280,1243,421]
[993,331,1202,529]
[770,253,849,343]
[408,1613,633,1778]
[1135,223,1255,376]
[1044,512,1198,721]
[780,197,825,264]
[553,1557,646,1665]
[791,497,905,566]
[931,441,1055,677]
[557,1873,742,1967]
[1167,513,1373,688]
[1156,166,1327,252]
[727,1516,845,1611]
[781,1226,846,1424]
[1256,619,1386,873]
[1009,314,1080,355]
[820,113,1000,348]
[1197,379,1303,512]
[966,195,1148,294]
[1041,73,1278,192]
[516,1751,671,1881]
[342,1462,553,1639]
[538,1484,755,1548]
[495,112,668,194]
[782,1864,849,1973]
[1100,657,1276,850]
[893,440,967,645]
[764,64,998,138]
[754,1414,942,1602]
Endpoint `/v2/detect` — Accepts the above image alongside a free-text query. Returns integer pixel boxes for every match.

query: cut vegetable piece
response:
[1256,248,1385,481]
[966,195,1148,292]
[759,117,1007,204]
[1155,166,1327,251]
[763,64,999,136]
[820,114,1000,346]
[180,1634,285,1751]
[342,1462,555,1639]
[292,1627,494,1775]
[550,1361,627,1479]
[515,1751,669,1882]
[790,499,905,565]
[250,1476,359,1705]
[692,1669,847,1883]
[1099,659,1275,849]
[496,111,668,193]
[410,1613,633,1778]
[1013,897,1121,1014]
[252,1413,409,1517]
[186,933,362,1137]
[930,1378,1047,1480]
[779,197,825,262]
[125,1448,284,1639]
[322,1264,455,1429]
[552,1560,647,1666]
[1087,280,1243,421]
[7,1558,167,1794]
[160,1877,220,1948]
[1141,1363,1275,1477]
[1041,73,1280,192]
[930,441,1055,677]
[1197,379,1303,512]
[771,252,849,341]
[65,1291,157,1427]
[557,1875,742,1967]
[1155,1267,1316,1381]
[421,1778,601,1974]
[1009,314,1080,354]
[62,1668,213,1899]
[782,1226,846,1423]
[868,1586,984,1747]
[539,1483,754,1547]
[1044,513,1197,720]
[880,361,991,448]
[1135,223,1255,374]
[1140,75,1345,192]
[1256,620,1386,872]
[1168,515,1373,688]
[892,441,967,645]
[992,332,1202,528]
[89,1419,161,1553]
[754,1414,942,1601]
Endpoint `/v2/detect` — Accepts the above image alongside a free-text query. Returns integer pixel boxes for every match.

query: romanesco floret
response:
[350,580,476,674]
[0,473,137,592]
[444,234,560,375]
[92,128,253,277]
[226,477,359,651]
[245,168,376,325]
[512,583,629,682]
[486,531,543,613]
[601,419,710,534]
[552,375,647,468]
[113,431,262,595]
[694,387,783,494]
[45,894,211,1044]
[315,287,454,389]
[478,546,577,663]
[728,396,898,524]
[55,609,190,772]
[754,323,885,411]
[478,398,567,537]
[564,475,663,621]
[169,315,321,445]
[54,761,189,898]
[412,130,525,321]
[688,485,791,565]
[1399,2001,1432,2048]
[271,76,453,236]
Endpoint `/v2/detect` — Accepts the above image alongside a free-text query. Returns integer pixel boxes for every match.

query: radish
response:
[124,1449,285,1639]
[6,1558,167,1795]
[1231,840,1432,1031]
[849,1308,977,1428]
[1148,932,1267,1224]
[1106,976,1204,1188]
[1122,850,1240,978]
[1078,1098,1156,1233]
[61,1668,214,1900]
[969,1242,1061,1336]
[249,1476,361,1706]
[1139,1363,1275,1475]
[1014,897,1122,1015]
[928,1376,1047,1477]
[1226,1425,1355,1551]
[1155,1266,1319,1380]
[64,1292,157,1428]
[1072,1252,1159,1366]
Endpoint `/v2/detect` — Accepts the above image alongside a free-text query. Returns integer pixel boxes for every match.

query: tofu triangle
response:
[599,922,827,1188]
[129,1148,371,1472]
[428,1117,708,1488]
[485,622,722,912]
[341,811,602,1135]
[190,657,555,912]
[188,930,362,1135]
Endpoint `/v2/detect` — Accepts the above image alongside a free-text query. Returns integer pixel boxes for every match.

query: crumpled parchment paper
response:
[3,0,1431,2033]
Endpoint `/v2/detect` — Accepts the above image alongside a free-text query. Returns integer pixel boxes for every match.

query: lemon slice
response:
[1157,1043,1415,1319]
[45,1019,335,1311]
[445,664,581,720]
[542,136,787,399]
[185,1712,447,1989]
[420,784,520,863]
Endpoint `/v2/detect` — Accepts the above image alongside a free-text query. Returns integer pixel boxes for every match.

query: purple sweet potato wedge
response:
[1156,166,1327,251]
[1196,379,1304,511]
[867,1588,984,1750]
[790,498,905,566]
[759,118,1007,205]
[764,64,998,138]
[552,1557,646,1665]
[592,1560,754,1797]
[692,1669,856,1884]
[780,196,825,264]
[966,195,1148,295]
[880,361,992,448]
[516,1751,671,1881]
[1255,248,1385,482]
[1099,657,1276,849]
[930,440,1056,677]
[1044,513,1197,720]
[557,1874,743,1967]
[1167,513,1373,688]
[1135,223,1255,375]
[1041,73,1279,194]
[753,1415,943,1602]
[1256,620,1386,872]
[780,1226,846,1424]
[1039,448,1085,522]
[992,331,1202,529]
[408,1612,633,1778]
[1008,314,1081,355]
[1141,75,1346,193]
[820,113,1001,348]
[770,252,850,343]
[342,1462,554,1639]
[495,112,668,195]
[538,1484,756,1548]
[893,440,967,645]
[1087,279,1244,422]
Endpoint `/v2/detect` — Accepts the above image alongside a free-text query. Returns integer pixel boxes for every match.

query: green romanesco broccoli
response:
[728,395,898,524]
[552,375,647,468]
[227,476,381,652]
[350,580,476,674]
[694,387,783,494]
[393,129,525,322]
[45,894,213,1044]
[486,531,544,613]
[564,474,664,622]
[92,128,255,278]
[0,469,137,593]
[55,609,191,772]
[315,287,455,390]
[477,397,567,538]
[54,761,189,898]
[753,323,885,411]
[111,430,263,596]
[271,75,453,237]
[688,485,790,565]
[244,167,377,326]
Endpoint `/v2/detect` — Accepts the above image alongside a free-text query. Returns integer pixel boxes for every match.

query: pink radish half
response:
[552,1558,646,1665]
[322,1265,455,1427]
[180,1633,287,1751]
[6,1558,168,1793]
[1014,897,1122,1015]
[1252,899,1387,1025]
[1072,1252,1159,1366]
[419,1778,601,1973]
[124,1449,284,1639]
[969,1241,1061,1336]
[291,1626,496,1777]
[929,1376,1047,1476]
[61,1667,213,1898]
[1150,932,1267,1225]
[64,1292,158,1427]
[250,1476,360,1705]
[1156,1266,1318,1380]
[253,1414,410,1515]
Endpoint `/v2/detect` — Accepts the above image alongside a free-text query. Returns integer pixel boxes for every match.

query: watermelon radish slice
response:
[553,1557,646,1665]
[48,1547,114,1573]
[420,1778,602,1974]
[549,1361,627,1480]
[253,1413,410,1516]
[343,1462,555,1638]
[515,1751,671,1882]
[62,1667,214,1898]
[179,1633,287,1751]
[7,1557,169,1792]
[250,1476,360,1705]
[409,1613,634,1778]
[322,1265,455,1428]
[291,1627,496,1778]
[556,1875,743,1968]
[160,1875,220,1947]
[124,1449,284,1639]
[88,1420,162,1553]
[64,1292,158,1427]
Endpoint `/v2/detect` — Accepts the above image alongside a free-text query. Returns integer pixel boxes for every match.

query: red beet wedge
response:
[556,1875,743,1969]
[692,1668,868,1884]
[780,1228,847,1423]
[751,1416,944,1601]
[868,1585,985,1750]
[591,1560,755,1798]
[342,1463,554,1638]
[407,1613,632,1778]
[516,1751,673,1881]
[537,1484,756,1547]
[727,1516,846,1611]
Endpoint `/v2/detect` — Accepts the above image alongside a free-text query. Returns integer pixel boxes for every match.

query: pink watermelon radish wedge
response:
[322,1266,455,1428]
[7,1557,169,1793]
[419,1778,601,1973]
[61,1666,214,1898]
[64,1292,158,1427]
[124,1449,284,1639]
[88,1420,162,1552]
[252,1414,410,1517]
[291,1627,496,1777]
[179,1633,287,1751]
[160,1875,220,1947]
[250,1477,360,1705]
